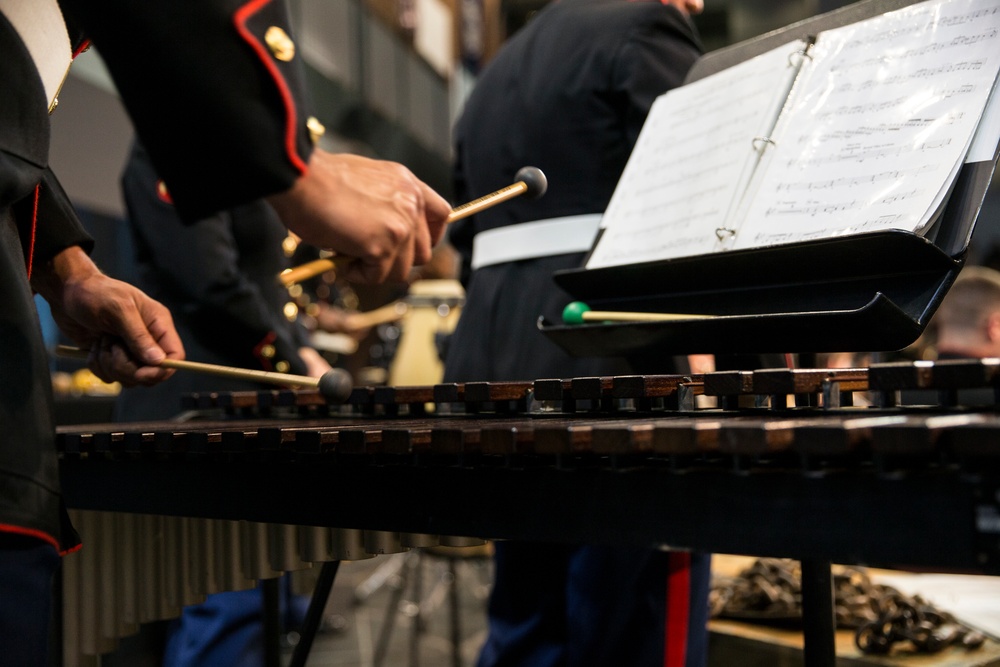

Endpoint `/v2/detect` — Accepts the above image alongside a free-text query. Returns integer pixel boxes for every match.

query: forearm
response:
[30,246,184,386]
[30,245,101,307]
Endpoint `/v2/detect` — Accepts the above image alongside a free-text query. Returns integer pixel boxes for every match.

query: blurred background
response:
[46,0,1000,407]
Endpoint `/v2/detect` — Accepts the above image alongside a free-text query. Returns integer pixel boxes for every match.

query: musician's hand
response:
[313,302,373,340]
[267,151,450,284]
[32,246,185,386]
[297,346,333,378]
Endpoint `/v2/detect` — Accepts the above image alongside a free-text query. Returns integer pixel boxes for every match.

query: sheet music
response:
[733,0,1000,251]
[967,71,1000,162]
[585,40,809,269]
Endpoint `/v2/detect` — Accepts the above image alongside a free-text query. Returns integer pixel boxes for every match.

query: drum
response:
[388,279,464,386]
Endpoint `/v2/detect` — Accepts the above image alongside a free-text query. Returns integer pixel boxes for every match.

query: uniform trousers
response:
[478,543,710,667]
[0,534,61,666]
[163,577,308,667]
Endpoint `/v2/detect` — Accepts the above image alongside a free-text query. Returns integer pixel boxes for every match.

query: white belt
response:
[470,213,603,270]
[1,0,72,112]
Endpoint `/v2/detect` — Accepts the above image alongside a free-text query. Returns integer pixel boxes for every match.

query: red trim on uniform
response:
[664,551,691,667]
[232,0,308,175]
[156,179,174,205]
[0,524,61,553]
[253,330,279,371]
[72,40,91,59]
[60,542,83,556]
[26,184,40,279]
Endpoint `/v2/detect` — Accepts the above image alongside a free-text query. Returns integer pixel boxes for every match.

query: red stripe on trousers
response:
[664,551,691,667]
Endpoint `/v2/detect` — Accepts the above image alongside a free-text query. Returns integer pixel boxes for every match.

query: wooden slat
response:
[590,423,655,455]
[612,375,686,398]
[652,419,722,455]
[868,361,935,391]
[702,371,753,397]
[533,378,571,402]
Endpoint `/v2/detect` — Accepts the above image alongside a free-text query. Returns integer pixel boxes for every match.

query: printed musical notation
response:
[586,39,809,268]
[585,0,1000,270]
[734,0,1000,250]
[786,142,951,170]
[773,167,932,194]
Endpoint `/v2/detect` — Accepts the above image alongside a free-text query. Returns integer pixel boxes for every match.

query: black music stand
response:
[538,1,1000,665]
[539,0,999,357]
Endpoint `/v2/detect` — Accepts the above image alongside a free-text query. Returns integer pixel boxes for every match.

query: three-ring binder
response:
[751,136,776,152]
[787,47,813,68]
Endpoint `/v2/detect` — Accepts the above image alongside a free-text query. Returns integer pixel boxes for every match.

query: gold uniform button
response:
[265,26,295,61]
[260,344,276,359]
[156,179,173,204]
[306,116,326,145]
[275,361,291,373]
[283,302,299,321]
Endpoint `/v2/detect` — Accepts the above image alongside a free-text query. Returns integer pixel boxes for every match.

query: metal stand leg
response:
[448,557,461,667]
[800,559,836,667]
[262,578,282,667]
[289,560,341,667]
[374,554,415,667]
[354,552,409,603]
[409,553,423,667]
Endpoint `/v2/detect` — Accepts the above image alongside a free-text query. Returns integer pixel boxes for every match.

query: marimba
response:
[57,358,1000,666]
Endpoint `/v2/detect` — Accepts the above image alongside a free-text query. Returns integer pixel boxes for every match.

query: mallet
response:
[562,301,713,324]
[57,345,354,403]
[279,166,548,287]
[446,165,547,223]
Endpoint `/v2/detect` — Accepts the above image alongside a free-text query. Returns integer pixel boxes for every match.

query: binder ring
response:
[788,49,813,67]
[714,228,736,241]
[752,136,776,152]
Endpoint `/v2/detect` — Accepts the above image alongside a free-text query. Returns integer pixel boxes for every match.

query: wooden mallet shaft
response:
[445,181,528,224]
[342,300,408,330]
[279,257,337,287]
[58,344,318,387]
[279,166,547,287]
[562,301,712,323]
[578,311,713,322]
[56,345,353,401]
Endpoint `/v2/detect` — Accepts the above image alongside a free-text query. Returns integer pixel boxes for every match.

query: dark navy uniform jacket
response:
[114,142,311,422]
[446,0,703,382]
[0,0,314,551]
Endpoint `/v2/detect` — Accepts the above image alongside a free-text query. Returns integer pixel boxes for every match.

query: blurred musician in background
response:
[444,0,709,665]
[928,265,1000,360]
[890,264,1000,408]
[115,141,333,421]
[110,140,328,666]
[0,2,448,663]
